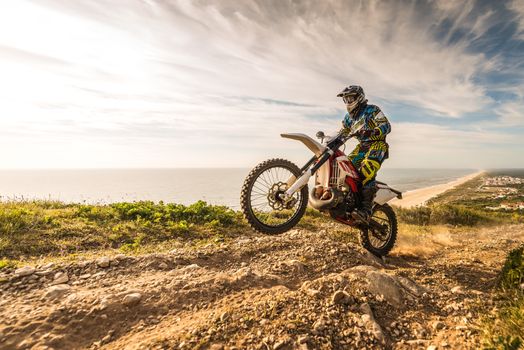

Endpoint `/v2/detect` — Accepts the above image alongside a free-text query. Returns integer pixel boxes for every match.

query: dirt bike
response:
[240,120,402,256]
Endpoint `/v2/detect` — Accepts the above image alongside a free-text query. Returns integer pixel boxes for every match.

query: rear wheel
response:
[240,158,308,235]
[359,203,397,256]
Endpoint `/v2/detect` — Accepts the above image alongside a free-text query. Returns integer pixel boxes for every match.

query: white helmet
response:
[337,85,365,115]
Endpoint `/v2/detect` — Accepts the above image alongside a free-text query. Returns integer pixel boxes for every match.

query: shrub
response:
[0,207,46,235]
[75,205,116,222]
[396,204,495,226]
[111,200,238,227]
[396,206,431,225]
[482,245,524,349]
[431,204,493,226]
[500,245,524,291]
[0,259,16,270]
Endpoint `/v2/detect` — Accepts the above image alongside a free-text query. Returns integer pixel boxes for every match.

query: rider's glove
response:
[339,127,351,136]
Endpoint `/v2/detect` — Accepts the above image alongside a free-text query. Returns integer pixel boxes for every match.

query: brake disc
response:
[267,182,296,210]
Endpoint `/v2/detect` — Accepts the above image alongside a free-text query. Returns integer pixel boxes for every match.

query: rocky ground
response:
[1,222,523,350]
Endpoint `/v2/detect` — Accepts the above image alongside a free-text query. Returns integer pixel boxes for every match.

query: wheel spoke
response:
[367,207,392,249]
[248,165,304,227]
[258,174,272,189]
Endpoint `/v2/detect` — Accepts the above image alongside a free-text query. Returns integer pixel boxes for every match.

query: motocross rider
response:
[338,85,391,222]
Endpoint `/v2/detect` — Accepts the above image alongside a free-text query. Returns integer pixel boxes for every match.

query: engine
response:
[329,190,357,219]
[309,184,357,216]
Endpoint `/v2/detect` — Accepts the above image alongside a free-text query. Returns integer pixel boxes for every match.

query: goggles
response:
[342,95,358,104]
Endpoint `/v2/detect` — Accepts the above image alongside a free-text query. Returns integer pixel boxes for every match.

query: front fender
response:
[281,133,326,156]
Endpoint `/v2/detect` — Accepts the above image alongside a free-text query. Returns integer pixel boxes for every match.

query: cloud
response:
[387,121,523,168]
[0,0,522,168]
[509,0,524,38]
[495,100,524,126]
[24,0,495,115]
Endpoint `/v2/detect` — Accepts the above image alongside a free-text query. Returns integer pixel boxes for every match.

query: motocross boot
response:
[351,186,377,223]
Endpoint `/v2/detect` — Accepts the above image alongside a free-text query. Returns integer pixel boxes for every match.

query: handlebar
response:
[317,130,358,150]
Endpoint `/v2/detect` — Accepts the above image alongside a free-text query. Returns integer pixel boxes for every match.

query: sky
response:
[0,0,523,169]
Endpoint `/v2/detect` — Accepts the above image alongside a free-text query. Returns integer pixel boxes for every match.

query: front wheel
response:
[240,158,308,235]
[360,203,398,256]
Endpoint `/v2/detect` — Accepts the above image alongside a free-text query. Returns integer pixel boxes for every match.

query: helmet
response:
[337,85,365,115]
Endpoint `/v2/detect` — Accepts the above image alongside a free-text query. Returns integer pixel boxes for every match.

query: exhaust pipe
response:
[308,187,343,210]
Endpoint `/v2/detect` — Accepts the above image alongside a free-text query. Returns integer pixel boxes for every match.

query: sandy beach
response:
[390,171,485,208]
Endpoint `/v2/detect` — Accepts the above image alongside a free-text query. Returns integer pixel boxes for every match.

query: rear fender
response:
[374,183,402,205]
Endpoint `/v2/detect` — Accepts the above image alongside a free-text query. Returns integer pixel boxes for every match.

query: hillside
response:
[1,172,524,349]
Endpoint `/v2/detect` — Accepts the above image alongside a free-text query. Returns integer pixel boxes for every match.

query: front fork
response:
[283,150,334,200]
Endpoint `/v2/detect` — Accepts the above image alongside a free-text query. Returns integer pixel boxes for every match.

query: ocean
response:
[0,168,478,209]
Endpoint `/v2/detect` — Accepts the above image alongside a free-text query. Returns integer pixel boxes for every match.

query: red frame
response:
[330,150,360,193]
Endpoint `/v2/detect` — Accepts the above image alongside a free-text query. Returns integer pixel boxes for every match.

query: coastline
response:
[389,170,485,208]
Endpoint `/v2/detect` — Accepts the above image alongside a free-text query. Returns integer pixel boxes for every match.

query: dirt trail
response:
[1,222,523,350]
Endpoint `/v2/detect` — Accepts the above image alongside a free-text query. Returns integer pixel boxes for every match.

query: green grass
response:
[482,245,524,350]
[395,204,521,226]
[0,200,244,261]
[0,195,519,265]
[0,200,344,264]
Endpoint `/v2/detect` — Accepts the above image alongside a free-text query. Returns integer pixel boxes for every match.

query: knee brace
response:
[360,159,381,185]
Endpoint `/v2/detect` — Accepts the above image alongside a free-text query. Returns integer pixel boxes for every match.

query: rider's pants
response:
[348,141,389,188]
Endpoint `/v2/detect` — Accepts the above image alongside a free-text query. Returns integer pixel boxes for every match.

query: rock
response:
[349,265,378,274]
[41,262,55,270]
[451,286,464,294]
[396,276,426,296]
[50,272,69,285]
[35,269,54,276]
[209,344,224,350]
[366,271,404,307]
[220,311,229,322]
[274,339,290,350]
[331,290,352,305]
[431,321,445,331]
[297,335,309,344]
[236,238,251,245]
[114,254,126,260]
[359,303,385,344]
[312,317,327,334]
[99,298,109,311]
[288,229,301,238]
[92,272,106,279]
[96,257,111,268]
[158,262,168,270]
[122,293,142,306]
[15,266,35,277]
[427,345,437,350]
[184,264,200,271]
[78,261,91,268]
[406,339,427,346]
[363,251,385,268]
[45,284,71,299]
[287,260,305,273]
[101,334,112,344]
[359,302,373,315]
